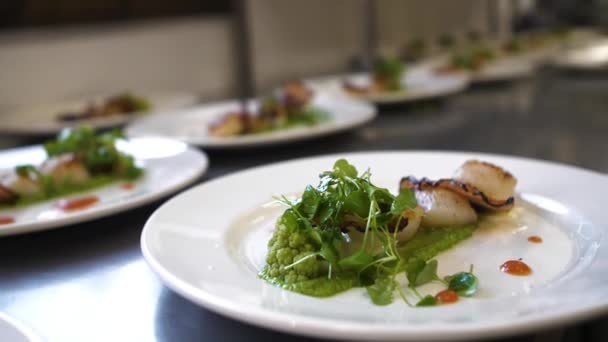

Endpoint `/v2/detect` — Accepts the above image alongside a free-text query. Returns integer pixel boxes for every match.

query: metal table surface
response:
[1,69,607,342]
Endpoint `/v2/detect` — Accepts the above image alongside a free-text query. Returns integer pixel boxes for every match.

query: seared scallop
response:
[208,112,246,137]
[40,154,90,186]
[415,188,478,227]
[2,172,42,197]
[396,206,424,242]
[453,160,517,202]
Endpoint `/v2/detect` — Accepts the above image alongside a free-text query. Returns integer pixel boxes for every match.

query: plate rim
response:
[141,150,608,341]
[0,312,44,342]
[0,139,209,236]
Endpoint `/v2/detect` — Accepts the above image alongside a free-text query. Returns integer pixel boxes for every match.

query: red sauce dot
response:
[500,260,532,276]
[121,183,135,190]
[0,216,15,225]
[435,289,459,304]
[528,235,543,243]
[57,196,99,212]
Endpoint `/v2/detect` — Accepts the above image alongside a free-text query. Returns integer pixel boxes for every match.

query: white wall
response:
[0,17,234,110]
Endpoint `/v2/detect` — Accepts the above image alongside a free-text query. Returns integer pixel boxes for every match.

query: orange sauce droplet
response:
[121,183,135,190]
[57,196,99,212]
[435,289,459,304]
[0,216,15,225]
[500,260,532,276]
[528,235,543,243]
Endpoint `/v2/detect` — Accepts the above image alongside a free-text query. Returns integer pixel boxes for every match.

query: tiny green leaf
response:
[366,276,396,306]
[333,159,358,178]
[415,259,439,286]
[15,164,37,177]
[391,188,417,215]
[299,185,321,219]
[343,190,370,218]
[339,250,374,273]
[319,241,340,266]
[405,258,426,286]
[416,295,437,307]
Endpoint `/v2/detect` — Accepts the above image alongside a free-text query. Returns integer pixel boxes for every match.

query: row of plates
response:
[5,35,605,140]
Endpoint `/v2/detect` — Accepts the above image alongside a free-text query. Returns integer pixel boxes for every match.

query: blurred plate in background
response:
[0,137,207,236]
[311,65,470,104]
[125,94,376,148]
[0,91,199,136]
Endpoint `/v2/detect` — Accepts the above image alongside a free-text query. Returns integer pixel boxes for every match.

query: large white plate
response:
[0,137,208,236]
[0,313,43,342]
[0,91,199,136]
[311,66,470,104]
[125,94,375,148]
[141,151,608,341]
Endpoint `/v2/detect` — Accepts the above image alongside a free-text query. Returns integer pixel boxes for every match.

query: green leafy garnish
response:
[416,295,438,307]
[366,275,396,306]
[259,159,480,307]
[373,58,405,91]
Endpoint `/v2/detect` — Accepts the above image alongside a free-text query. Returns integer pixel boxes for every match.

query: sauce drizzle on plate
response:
[435,289,459,304]
[57,196,99,212]
[528,235,543,243]
[121,183,135,190]
[500,260,532,276]
[0,216,15,225]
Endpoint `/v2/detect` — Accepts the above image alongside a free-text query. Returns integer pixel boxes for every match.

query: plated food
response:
[209,82,329,137]
[1,126,142,211]
[260,159,517,306]
[126,91,375,148]
[342,58,405,95]
[0,91,198,136]
[57,92,150,122]
[141,151,608,341]
[315,63,469,105]
[0,129,207,236]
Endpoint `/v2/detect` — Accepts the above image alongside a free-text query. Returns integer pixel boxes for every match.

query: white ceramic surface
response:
[552,39,608,70]
[141,151,608,341]
[0,91,199,135]
[312,66,470,104]
[125,93,375,148]
[0,137,208,236]
[0,313,43,342]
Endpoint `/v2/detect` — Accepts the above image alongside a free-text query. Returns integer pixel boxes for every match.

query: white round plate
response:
[312,66,470,104]
[125,94,376,148]
[551,39,608,70]
[0,137,208,236]
[0,91,199,136]
[141,151,608,341]
[0,313,43,342]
